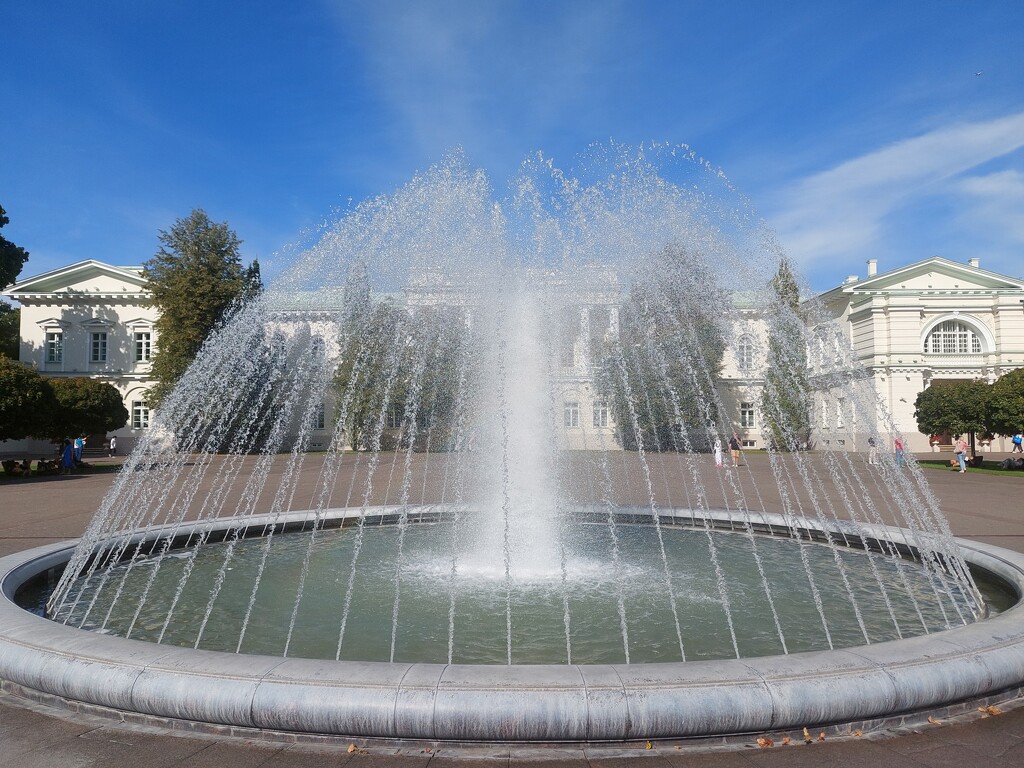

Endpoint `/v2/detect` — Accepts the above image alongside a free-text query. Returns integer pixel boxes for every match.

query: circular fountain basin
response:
[3,506,1024,742]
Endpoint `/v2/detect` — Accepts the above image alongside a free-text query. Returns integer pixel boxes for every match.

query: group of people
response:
[867,436,906,467]
[713,434,743,468]
[59,435,87,474]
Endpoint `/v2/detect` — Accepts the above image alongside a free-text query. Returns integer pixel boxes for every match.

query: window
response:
[592,400,609,428]
[564,401,580,428]
[924,320,982,355]
[46,332,63,363]
[836,398,845,429]
[313,402,326,430]
[387,405,403,429]
[740,402,755,428]
[131,401,150,429]
[90,332,108,363]
[736,335,755,372]
[134,332,152,362]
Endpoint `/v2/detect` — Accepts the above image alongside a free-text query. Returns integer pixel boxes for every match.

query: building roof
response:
[2,260,150,304]
[816,256,1024,302]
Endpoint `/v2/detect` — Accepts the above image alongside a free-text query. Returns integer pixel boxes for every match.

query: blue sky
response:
[3,1,1023,292]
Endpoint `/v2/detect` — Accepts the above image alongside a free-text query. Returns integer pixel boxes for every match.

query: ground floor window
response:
[593,400,609,428]
[313,402,326,430]
[740,402,755,428]
[46,331,63,363]
[132,400,150,429]
[564,401,579,428]
[90,332,108,363]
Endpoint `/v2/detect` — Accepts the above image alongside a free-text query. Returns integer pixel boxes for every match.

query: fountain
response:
[3,144,1024,743]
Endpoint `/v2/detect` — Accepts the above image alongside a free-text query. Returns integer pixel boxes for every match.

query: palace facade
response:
[3,255,1022,455]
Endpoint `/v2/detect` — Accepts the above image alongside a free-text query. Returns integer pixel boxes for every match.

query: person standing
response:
[729,433,742,467]
[714,436,724,468]
[954,435,969,473]
[61,440,74,475]
[73,435,85,465]
[894,436,905,468]
[108,435,117,457]
[868,436,879,465]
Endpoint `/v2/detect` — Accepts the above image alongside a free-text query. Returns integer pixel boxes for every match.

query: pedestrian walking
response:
[1012,433,1023,454]
[954,435,969,473]
[108,435,117,457]
[894,436,906,468]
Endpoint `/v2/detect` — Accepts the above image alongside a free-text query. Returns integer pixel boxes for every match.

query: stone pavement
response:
[2,454,1024,766]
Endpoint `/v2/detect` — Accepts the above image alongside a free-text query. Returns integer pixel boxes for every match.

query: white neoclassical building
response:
[4,254,1022,456]
[814,256,1024,452]
[3,260,158,454]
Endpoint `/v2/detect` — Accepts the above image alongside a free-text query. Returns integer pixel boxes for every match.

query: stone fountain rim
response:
[2,505,1023,742]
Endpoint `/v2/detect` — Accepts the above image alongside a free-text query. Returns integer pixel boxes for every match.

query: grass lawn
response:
[917,458,1024,477]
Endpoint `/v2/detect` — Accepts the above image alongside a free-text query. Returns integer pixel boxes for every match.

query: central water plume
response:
[45,143,983,666]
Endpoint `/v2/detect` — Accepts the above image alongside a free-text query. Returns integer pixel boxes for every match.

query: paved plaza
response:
[2,452,1024,766]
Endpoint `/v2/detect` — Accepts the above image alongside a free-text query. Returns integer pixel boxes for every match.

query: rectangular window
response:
[90,332,108,363]
[134,332,152,362]
[46,332,63,363]
[836,398,845,429]
[131,401,150,429]
[387,405,403,429]
[740,402,755,428]
[314,403,326,430]
[592,400,609,428]
[564,401,579,428]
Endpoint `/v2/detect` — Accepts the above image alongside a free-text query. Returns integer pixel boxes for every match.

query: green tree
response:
[0,356,56,441]
[0,204,30,289]
[987,368,1024,437]
[46,378,129,440]
[761,259,811,451]
[597,246,727,451]
[0,303,19,359]
[914,379,989,440]
[143,209,261,405]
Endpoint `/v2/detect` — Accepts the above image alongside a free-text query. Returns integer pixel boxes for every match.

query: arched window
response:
[924,320,982,355]
[736,334,755,372]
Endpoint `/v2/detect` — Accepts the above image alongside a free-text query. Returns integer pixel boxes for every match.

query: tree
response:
[0,303,19,359]
[143,209,262,405]
[761,259,811,451]
[914,379,989,440]
[0,204,30,289]
[596,246,727,451]
[46,378,129,440]
[0,356,56,441]
[987,368,1024,437]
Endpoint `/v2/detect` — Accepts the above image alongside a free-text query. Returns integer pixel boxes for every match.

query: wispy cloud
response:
[329,0,623,170]
[956,169,1024,243]
[769,111,1024,266]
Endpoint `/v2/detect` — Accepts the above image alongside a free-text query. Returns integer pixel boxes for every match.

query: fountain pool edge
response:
[2,508,1023,742]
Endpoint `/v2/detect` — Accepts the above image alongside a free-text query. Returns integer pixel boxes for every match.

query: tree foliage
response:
[0,356,56,441]
[597,246,727,451]
[143,209,261,405]
[0,303,19,359]
[914,379,990,438]
[0,204,30,289]
[46,377,129,440]
[761,259,811,451]
[986,368,1024,437]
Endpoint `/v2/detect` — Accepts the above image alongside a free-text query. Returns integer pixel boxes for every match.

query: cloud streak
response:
[769,111,1024,266]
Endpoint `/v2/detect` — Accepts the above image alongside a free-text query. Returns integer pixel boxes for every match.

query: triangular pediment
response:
[834,257,1024,295]
[3,260,149,296]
